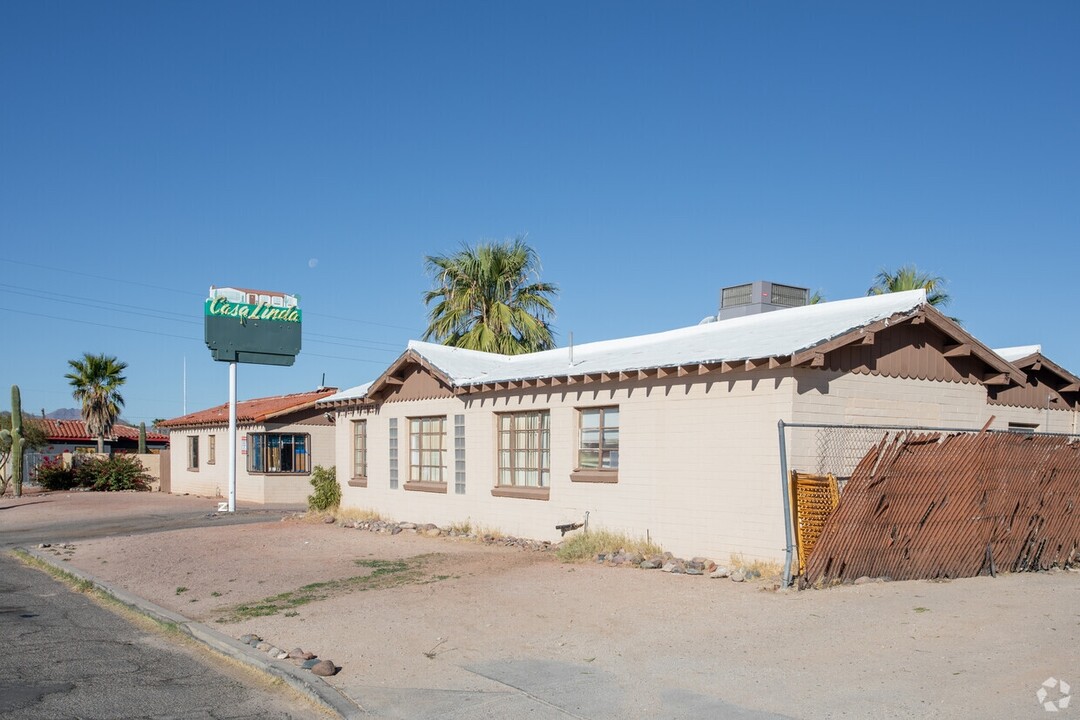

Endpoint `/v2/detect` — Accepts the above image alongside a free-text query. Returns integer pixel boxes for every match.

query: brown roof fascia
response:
[1011,352,1080,396]
[789,305,1026,388]
[917,306,1027,386]
[791,313,908,367]
[366,349,456,400]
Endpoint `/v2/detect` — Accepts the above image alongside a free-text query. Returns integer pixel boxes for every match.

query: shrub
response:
[32,457,79,491]
[73,455,151,491]
[307,465,340,512]
[555,529,664,562]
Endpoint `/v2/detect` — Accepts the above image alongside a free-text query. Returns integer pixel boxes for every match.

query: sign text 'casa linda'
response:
[204,287,302,366]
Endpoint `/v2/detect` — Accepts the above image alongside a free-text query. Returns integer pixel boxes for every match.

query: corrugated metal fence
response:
[797,430,1080,586]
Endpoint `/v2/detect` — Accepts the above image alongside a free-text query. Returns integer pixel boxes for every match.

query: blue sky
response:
[2,1,1078,425]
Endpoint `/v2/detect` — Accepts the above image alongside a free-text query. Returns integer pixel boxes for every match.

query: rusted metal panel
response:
[801,431,1080,586]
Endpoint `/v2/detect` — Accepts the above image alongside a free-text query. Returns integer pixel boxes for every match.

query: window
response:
[350,420,367,486]
[248,433,310,474]
[188,436,199,470]
[572,406,619,483]
[1008,422,1038,434]
[406,417,446,490]
[497,411,550,488]
[208,435,216,464]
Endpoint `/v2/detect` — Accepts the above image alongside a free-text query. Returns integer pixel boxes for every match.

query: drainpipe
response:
[778,419,795,588]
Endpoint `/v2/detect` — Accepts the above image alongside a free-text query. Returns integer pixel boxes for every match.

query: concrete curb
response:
[15,546,364,719]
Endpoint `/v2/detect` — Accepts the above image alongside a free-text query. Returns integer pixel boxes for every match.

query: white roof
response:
[319,381,373,404]
[353,290,927,393]
[993,345,1041,363]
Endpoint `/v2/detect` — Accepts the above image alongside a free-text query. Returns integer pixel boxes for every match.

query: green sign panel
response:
[204,290,302,366]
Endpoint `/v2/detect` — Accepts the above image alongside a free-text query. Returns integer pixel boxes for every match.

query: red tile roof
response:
[38,419,169,444]
[157,388,338,429]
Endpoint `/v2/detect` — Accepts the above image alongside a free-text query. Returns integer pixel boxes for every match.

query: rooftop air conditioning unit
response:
[717,281,808,321]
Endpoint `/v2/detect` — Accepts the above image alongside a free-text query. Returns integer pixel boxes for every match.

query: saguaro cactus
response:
[138,422,147,454]
[7,386,25,497]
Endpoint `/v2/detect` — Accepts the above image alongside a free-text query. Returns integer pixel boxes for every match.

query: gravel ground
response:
[7,492,1079,718]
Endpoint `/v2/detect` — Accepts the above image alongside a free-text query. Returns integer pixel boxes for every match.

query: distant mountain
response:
[45,408,83,420]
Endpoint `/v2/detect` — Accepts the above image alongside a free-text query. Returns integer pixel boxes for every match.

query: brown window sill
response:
[570,469,619,483]
[491,485,551,501]
[187,467,199,472]
[247,472,312,477]
[404,481,448,494]
[348,477,367,488]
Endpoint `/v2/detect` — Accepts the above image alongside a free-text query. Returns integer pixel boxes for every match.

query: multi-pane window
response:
[409,417,446,483]
[248,433,310,474]
[188,436,199,469]
[578,407,619,470]
[498,411,550,487]
[208,435,216,464]
[352,420,367,478]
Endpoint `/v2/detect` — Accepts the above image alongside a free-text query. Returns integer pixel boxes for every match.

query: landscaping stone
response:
[323,516,336,524]
[709,566,730,579]
[240,634,260,645]
[424,528,442,537]
[640,558,662,569]
[854,576,873,586]
[661,562,677,573]
[301,658,320,670]
[730,569,746,583]
[391,526,402,535]
[275,651,289,660]
[398,522,416,529]
[311,659,337,676]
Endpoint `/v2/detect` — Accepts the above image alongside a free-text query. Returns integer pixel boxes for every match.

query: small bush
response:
[74,455,151,491]
[32,457,79,490]
[556,529,664,562]
[307,465,341,512]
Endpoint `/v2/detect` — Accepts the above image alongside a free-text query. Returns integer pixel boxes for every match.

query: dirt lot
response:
[7,492,1080,718]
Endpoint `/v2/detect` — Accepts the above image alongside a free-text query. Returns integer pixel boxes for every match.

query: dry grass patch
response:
[728,553,783,579]
[556,529,664,562]
[303,506,387,525]
[214,554,446,623]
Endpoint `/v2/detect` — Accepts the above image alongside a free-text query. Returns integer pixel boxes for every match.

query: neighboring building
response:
[37,419,169,458]
[319,289,1077,563]
[990,345,1080,433]
[158,388,338,504]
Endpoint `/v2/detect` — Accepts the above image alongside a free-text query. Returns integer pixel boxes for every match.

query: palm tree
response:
[423,237,558,354]
[65,353,128,453]
[867,265,951,308]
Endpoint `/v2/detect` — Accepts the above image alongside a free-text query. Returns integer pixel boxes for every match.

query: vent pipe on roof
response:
[568,332,574,366]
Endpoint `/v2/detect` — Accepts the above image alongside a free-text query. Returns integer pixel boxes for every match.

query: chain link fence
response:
[780,421,1080,495]
[777,421,1080,585]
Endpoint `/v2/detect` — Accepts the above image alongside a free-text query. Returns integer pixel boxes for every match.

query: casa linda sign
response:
[205,296,301,323]
[204,287,302,366]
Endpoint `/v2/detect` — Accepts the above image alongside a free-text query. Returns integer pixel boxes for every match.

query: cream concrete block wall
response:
[785,372,991,480]
[336,371,797,564]
[986,406,1079,435]
[169,422,334,504]
[168,428,227,498]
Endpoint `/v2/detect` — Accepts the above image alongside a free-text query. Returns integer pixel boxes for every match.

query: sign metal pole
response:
[228,361,237,513]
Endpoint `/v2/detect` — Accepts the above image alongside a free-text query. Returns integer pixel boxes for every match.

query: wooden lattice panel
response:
[790,471,840,574]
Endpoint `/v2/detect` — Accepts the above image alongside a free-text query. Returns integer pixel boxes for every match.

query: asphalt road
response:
[0,492,302,550]
[0,553,322,719]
